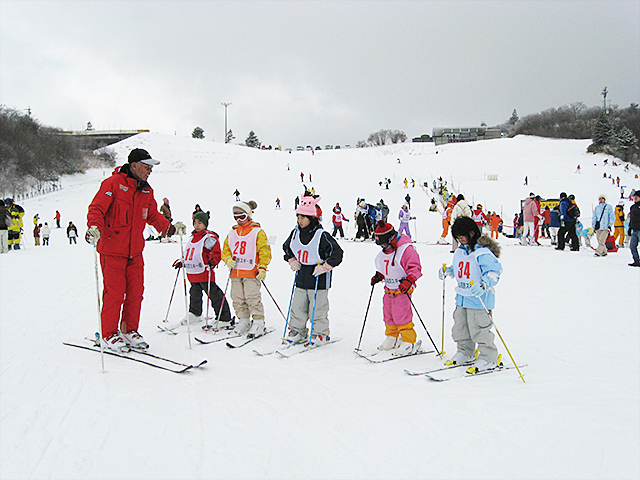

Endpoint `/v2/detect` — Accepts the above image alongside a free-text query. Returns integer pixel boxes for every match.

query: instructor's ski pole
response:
[407,294,442,357]
[93,244,105,373]
[355,284,375,352]
[470,280,525,383]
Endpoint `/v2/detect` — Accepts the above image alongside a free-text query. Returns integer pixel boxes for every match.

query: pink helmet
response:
[296,195,321,217]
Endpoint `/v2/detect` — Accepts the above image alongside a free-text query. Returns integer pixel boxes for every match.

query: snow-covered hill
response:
[1,134,638,480]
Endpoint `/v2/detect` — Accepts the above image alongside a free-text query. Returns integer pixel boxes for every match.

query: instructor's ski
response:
[64,341,205,374]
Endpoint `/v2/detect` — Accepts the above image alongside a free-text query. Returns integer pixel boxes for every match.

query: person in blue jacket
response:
[439,216,503,374]
[557,192,579,251]
[549,205,561,245]
[591,194,614,257]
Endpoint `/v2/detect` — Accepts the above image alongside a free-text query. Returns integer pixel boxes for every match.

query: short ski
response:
[253,338,305,356]
[157,324,179,335]
[404,362,472,377]
[275,338,341,358]
[426,364,528,382]
[194,331,242,345]
[64,342,203,374]
[226,328,276,348]
[354,341,434,363]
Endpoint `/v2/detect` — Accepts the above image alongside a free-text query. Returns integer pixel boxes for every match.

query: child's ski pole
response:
[407,294,442,357]
[162,267,181,323]
[355,284,375,351]
[441,263,447,356]
[282,271,298,340]
[307,275,320,344]
[471,280,525,383]
[261,280,287,322]
[178,231,192,349]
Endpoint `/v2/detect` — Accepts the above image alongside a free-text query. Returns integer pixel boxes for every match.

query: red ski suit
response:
[87,165,170,338]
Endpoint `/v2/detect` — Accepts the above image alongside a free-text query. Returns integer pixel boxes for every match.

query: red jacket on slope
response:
[87,165,170,258]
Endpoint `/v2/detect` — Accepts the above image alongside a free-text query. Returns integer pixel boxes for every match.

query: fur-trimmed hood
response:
[477,234,501,258]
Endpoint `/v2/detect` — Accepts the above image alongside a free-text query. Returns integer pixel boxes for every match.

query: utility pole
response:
[221,103,231,142]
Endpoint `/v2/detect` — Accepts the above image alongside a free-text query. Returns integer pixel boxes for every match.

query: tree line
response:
[0,107,110,198]
[502,103,639,165]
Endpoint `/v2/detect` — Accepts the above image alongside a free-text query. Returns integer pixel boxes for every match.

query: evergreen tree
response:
[225,129,235,144]
[592,112,615,146]
[245,130,261,148]
[192,126,205,139]
[509,109,519,125]
[616,126,638,161]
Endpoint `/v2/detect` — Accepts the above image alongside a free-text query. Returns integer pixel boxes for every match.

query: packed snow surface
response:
[1,134,639,480]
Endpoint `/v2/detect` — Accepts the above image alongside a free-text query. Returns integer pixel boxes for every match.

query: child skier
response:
[172,211,234,329]
[439,216,503,373]
[283,195,343,346]
[398,203,415,238]
[370,220,423,356]
[221,201,272,338]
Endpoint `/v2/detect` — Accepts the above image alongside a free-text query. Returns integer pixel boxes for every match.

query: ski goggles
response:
[233,213,248,221]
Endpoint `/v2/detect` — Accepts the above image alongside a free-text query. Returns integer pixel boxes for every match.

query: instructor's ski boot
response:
[102,332,131,353]
[122,330,149,351]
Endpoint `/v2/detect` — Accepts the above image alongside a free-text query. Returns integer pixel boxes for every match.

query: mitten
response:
[371,271,384,286]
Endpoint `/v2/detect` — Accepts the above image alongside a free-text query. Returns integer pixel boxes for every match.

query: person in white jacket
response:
[450,194,471,252]
[41,222,51,246]
[592,194,614,257]
[521,193,540,245]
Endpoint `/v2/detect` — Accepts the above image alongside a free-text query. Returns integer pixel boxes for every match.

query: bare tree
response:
[389,130,407,144]
[367,129,390,146]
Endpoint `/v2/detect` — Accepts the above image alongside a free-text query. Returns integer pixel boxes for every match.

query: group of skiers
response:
[82,147,508,374]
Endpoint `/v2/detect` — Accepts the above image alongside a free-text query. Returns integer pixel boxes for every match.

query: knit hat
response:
[296,195,321,217]
[529,192,535,198]
[128,148,160,166]
[374,220,396,246]
[193,211,209,227]
[599,194,606,200]
[233,200,257,217]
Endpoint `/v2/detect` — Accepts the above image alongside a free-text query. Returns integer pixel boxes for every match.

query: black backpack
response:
[567,203,580,219]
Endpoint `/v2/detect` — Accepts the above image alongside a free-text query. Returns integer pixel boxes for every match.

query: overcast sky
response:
[1,0,638,148]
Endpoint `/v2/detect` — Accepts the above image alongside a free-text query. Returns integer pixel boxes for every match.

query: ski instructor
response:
[86,148,178,353]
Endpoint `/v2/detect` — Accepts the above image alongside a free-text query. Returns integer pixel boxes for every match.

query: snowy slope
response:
[1,134,639,480]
